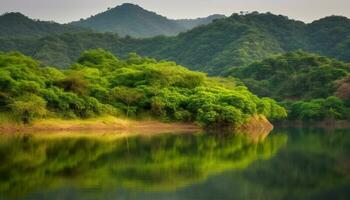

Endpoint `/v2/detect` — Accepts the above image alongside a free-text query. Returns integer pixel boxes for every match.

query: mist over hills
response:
[70,3,226,37]
[0,3,225,38]
[175,14,226,29]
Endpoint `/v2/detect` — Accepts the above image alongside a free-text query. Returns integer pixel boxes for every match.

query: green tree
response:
[56,73,88,95]
[110,86,144,117]
[10,94,47,123]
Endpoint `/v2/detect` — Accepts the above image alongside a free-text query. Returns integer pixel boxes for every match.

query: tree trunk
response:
[126,104,130,117]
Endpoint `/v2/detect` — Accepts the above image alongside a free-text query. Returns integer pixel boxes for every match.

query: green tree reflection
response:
[0,131,287,198]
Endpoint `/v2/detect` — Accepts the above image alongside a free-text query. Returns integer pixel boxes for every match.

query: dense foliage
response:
[281,96,350,121]
[0,49,286,126]
[231,51,350,100]
[335,74,350,101]
[1,10,350,123]
[1,12,350,75]
[230,51,350,121]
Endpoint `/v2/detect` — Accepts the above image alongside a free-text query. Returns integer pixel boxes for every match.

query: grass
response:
[0,112,21,124]
[0,113,200,133]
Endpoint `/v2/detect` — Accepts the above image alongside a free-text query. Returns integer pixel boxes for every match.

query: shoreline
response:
[0,115,274,135]
[0,116,201,134]
[3,116,349,135]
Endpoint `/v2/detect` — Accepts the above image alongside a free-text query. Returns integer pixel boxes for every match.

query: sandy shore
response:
[0,116,201,134]
[0,115,276,138]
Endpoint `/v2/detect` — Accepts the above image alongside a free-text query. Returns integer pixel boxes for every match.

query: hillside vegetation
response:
[231,51,350,121]
[1,10,350,123]
[0,49,286,127]
[1,12,350,75]
[231,51,350,100]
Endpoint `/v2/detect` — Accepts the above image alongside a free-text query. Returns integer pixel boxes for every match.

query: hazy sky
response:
[0,0,349,23]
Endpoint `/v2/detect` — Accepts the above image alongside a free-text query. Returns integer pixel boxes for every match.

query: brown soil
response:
[0,115,275,137]
[0,117,201,134]
[237,115,274,142]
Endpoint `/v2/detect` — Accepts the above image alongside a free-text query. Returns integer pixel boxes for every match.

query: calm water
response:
[0,128,349,200]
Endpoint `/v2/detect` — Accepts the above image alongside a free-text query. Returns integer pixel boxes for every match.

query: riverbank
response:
[0,115,276,135]
[0,116,201,134]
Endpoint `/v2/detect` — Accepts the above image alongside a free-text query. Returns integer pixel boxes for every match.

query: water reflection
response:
[181,128,350,200]
[0,129,286,199]
[238,128,350,200]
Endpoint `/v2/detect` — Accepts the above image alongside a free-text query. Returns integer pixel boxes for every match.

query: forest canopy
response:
[230,51,350,121]
[1,12,350,76]
[0,49,286,127]
[231,51,350,100]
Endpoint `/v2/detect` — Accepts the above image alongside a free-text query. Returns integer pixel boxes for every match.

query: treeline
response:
[282,97,350,121]
[0,49,286,126]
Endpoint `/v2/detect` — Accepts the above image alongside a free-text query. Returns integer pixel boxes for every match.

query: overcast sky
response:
[0,0,349,23]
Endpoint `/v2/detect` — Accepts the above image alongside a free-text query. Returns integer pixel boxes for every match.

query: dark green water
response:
[0,128,349,200]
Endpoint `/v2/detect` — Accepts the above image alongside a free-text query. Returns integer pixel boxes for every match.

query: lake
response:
[0,128,349,200]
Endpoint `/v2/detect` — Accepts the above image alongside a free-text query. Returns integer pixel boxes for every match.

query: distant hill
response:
[175,14,226,29]
[0,12,88,38]
[1,12,350,74]
[306,16,350,62]
[70,3,225,37]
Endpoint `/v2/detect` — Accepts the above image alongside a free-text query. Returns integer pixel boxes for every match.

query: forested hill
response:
[1,12,350,74]
[0,12,88,38]
[230,51,350,100]
[70,3,225,38]
[230,51,350,121]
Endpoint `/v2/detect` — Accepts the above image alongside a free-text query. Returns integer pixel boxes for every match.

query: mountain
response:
[0,12,88,38]
[306,16,350,62]
[70,3,225,38]
[1,12,350,74]
[0,4,224,39]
